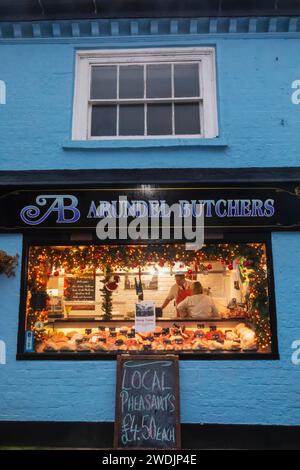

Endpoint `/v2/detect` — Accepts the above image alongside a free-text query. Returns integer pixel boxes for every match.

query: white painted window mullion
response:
[116,65,120,136]
[198,62,202,135]
[171,63,175,136]
[87,63,92,139]
[144,64,147,136]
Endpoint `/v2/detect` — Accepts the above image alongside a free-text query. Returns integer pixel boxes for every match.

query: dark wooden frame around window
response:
[17,232,279,360]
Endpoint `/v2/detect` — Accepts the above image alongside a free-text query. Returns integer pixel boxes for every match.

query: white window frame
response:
[72,47,218,140]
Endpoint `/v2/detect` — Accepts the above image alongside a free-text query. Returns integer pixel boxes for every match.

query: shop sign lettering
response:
[20,194,275,226]
[0,185,299,232]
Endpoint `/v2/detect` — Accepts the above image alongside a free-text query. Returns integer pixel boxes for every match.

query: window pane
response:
[146,64,171,98]
[174,64,200,97]
[119,65,144,99]
[91,66,117,99]
[119,105,144,136]
[91,105,117,136]
[147,104,172,135]
[175,103,200,135]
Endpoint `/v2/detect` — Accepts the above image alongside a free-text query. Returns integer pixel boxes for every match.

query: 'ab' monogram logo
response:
[20,195,81,225]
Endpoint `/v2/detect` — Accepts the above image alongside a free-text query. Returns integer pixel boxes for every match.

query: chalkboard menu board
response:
[114,355,180,449]
[65,275,95,302]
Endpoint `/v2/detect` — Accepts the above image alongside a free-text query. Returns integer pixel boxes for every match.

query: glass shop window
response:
[20,242,276,358]
[72,48,218,140]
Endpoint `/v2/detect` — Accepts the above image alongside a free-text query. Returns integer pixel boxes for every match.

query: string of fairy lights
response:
[26,243,272,349]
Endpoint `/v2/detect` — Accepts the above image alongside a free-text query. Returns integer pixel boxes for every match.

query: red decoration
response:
[53,270,59,277]
[105,272,121,291]
[207,264,213,270]
[228,264,234,270]
[105,281,118,292]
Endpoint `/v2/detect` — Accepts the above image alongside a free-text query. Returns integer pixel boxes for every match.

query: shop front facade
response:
[0,4,300,448]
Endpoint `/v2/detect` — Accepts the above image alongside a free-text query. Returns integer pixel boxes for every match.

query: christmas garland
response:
[26,243,271,349]
[100,268,121,321]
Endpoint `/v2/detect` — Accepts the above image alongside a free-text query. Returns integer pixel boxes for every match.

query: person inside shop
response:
[177,281,219,319]
[161,272,193,315]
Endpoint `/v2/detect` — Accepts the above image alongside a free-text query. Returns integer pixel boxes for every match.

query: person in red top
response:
[161,273,192,317]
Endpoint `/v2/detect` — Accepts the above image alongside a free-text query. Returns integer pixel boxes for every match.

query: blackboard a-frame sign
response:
[114,355,181,450]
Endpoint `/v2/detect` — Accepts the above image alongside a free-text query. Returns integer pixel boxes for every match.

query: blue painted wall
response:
[0,232,300,425]
[0,20,300,425]
[0,35,299,170]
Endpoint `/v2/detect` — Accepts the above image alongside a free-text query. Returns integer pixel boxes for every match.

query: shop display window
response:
[18,240,277,358]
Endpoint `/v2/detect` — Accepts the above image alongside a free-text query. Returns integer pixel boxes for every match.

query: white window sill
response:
[62,138,227,150]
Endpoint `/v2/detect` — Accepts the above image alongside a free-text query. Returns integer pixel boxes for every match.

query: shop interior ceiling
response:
[0,0,299,21]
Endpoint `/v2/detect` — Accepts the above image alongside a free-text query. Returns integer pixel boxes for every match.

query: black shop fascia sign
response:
[0,182,300,235]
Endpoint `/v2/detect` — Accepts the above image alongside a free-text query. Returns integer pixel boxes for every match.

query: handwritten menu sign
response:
[114,355,180,449]
[65,275,95,302]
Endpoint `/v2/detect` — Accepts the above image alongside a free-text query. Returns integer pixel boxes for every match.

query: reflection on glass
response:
[119,105,144,136]
[174,63,200,97]
[91,66,117,99]
[147,104,172,135]
[175,103,200,135]
[146,64,172,98]
[91,105,116,136]
[119,65,144,99]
